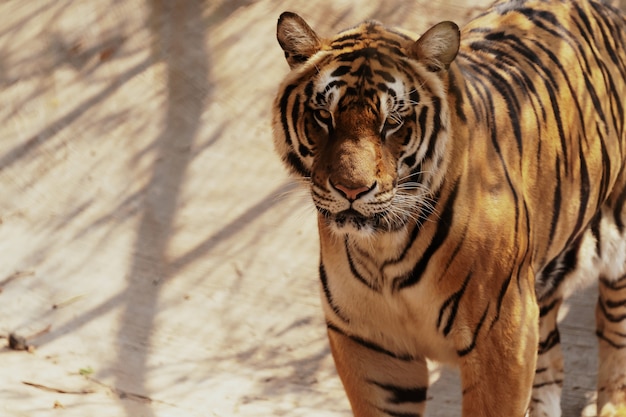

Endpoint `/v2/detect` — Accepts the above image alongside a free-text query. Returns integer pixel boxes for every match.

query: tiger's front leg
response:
[458,284,539,417]
[327,325,429,417]
[596,275,626,417]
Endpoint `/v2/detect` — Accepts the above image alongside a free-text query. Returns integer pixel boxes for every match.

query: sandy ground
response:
[0,1,620,416]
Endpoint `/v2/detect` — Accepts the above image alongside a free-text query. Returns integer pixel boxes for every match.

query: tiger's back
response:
[453,0,626,268]
[272,1,626,416]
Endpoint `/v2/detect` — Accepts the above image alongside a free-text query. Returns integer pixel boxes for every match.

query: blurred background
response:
[0,1,622,416]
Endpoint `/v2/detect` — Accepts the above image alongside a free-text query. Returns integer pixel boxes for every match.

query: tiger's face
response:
[273,14,460,236]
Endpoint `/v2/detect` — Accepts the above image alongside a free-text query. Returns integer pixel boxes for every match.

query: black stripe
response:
[532,379,563,389]
[345,237,379,291]
[401,126,413,147]
[546,155,562,251]
[531,39,587,140]
[537,235,581,302]
[515,200,532,295]
[422,98,442,163]
[337,47,381,62]
[281,90,311,177]
[324,79,349,93]
[604,297,626,309]
[332,33,363,44]
[469,31,549,130]
[466,42,523,155]
[298,143,311,158]
[597,296,626,323]
[331,65,351,77]
[591,2,626,70]
[539,298,561,317]
[491,274,512,329]
[582,73,608,134]
[600,275,626,290]
[369,381,427,404]
[525,8,597,90]
[377,409,421,417]
[437,221,469,281]
[590,211,602,256]
[457,303,490,357]
[279,84,296,146]
[456,60,483,124]
[320,263,350,323]
[290,93,301,139]
[613,186,626,233]
[573,2,625,137]
[331,41,355,50]
[538,328,560,354]
[286,151,309,177]
[327,322,415,361]
[381,185,442,268]
[517,9,562,43]
[438,271,472,336]
[571,140,591,242]
[392,181,459,291]
[590,1,626,82]
[572,2,596,53]
[377,50,398,68]
[456,57,524,241]
[596,330,626,349]
[543,77,569,176]
[374,69,396,83]
[417,105,429,146]
[409,89,420,106]
[448,69,466,122]
[304,80,314,100]
[589,23,625,139]
[608,329,626,338]
[595,124,612,210]
[352,63,374,80]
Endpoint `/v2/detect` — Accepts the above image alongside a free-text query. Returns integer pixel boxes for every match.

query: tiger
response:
[271,0,626,416]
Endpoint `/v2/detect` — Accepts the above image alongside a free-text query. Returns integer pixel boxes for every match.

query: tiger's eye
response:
[314,109,333,127]
[386,116,402,126]
[382,115,403,136]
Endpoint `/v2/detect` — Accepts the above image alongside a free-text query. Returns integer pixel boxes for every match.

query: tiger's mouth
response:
[317,207,395,233]
[333,209,374,229]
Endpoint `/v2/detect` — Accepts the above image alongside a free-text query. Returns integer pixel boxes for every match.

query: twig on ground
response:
[22,381,95,394]
[0,270,35,292]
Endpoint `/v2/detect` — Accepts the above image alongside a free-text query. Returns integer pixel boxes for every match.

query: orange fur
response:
[273,1,626,415]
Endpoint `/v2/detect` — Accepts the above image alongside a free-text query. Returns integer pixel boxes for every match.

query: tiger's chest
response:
[319,231,462,364]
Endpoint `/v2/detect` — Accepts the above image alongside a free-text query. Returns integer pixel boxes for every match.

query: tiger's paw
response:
[597,366,626,417]
[527,395,561,417]
[527,378,562,417]
[599,403,626,417]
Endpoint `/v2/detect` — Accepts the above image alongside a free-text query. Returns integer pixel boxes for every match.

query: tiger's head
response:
[272,13,460,237]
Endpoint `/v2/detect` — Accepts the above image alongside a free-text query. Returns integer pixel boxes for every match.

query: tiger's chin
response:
[318,208,409,237]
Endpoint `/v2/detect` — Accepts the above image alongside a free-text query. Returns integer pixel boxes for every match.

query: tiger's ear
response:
[409,21,460,72]
[277,12,322,69]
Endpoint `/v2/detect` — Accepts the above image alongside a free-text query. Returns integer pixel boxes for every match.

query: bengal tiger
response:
[271,0,626,415]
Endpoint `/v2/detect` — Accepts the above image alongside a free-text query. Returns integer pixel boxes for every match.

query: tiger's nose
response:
[331,181,376,201]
